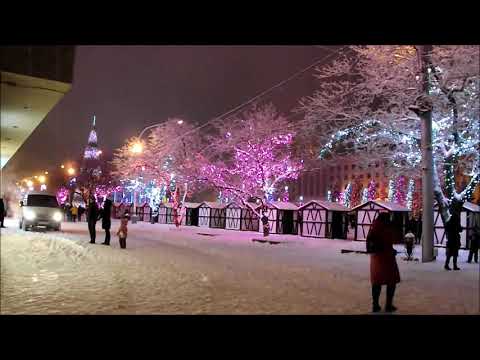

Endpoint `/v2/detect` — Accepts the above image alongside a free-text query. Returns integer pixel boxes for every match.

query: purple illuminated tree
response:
[394,176,407,206]
[201,104,303,206]
[367,179,377,201]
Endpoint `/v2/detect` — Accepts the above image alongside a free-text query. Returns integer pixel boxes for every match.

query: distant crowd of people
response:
[62,203,86,222]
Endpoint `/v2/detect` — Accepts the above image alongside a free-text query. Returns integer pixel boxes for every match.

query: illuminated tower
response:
[83,115,100,160]
[81,115,102,177]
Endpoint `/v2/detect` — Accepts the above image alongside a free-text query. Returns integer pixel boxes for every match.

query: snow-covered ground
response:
[1,217,478,314]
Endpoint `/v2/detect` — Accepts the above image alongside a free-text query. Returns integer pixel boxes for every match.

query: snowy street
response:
[1,218,479,315]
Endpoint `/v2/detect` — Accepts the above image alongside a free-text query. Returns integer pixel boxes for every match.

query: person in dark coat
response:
[467,220,479,264]
[444,213,462,270]
[86,196,101,244]
[261,210,270,237]
[0,198,6,228]
[78,205,85,222]
[366,212,401,313]
[65,203,72,222]
[101,198,113,245]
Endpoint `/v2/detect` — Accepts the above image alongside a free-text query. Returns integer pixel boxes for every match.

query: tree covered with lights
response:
[112,118,206,206]
[350,178,363,207]
[200,104,303,206]
[394,176,407,206]
[299,45,479,223]
[367,179,377,201]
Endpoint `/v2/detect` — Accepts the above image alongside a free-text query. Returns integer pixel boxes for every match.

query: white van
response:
[19,192,62,231]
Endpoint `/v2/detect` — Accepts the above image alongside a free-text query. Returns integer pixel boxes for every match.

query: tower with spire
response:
[81,115,102,177]
[83,115,100,160]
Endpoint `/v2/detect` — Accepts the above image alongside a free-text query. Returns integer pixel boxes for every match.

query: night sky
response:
[3,46,331,185]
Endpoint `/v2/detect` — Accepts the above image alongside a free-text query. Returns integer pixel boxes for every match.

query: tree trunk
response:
[416,45,435,262]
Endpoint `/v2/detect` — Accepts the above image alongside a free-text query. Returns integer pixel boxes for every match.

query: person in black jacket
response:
[444,213,462,271]
[0,198,6,228]
[78,205,85,222]
[87,196,101,244]
[101,198,113,245]
[467,221,479,264]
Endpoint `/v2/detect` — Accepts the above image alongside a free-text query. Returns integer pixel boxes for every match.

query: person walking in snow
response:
[261,209,270,237]
[444,213,462,271]
[78,205,85,222]
[467,219,479,264]
[86,196,101,244]
[101,198,113,246]
[117,213,129,249]
[404,229,415,260]
[366,212,401,313]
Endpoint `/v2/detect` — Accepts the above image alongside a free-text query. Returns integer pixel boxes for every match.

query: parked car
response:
[19,192,62,231]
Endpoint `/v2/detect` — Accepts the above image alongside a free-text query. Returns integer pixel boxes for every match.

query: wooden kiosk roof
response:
[200,202,227,209]
[299,200,350,212]
[352,200,410,212]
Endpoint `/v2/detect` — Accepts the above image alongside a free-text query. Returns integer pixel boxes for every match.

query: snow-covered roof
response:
[183,202,201,209]
[299,200,350,212]
[200,202,227,209]
[433,201,480,212]
[267,201,299,211]
[225,202,243,209]
[226,202,258,209]
[352,200,410,212]
[463,202,480,213]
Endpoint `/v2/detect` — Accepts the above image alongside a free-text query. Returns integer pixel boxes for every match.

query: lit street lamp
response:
[130,142,144,154]
[67,168,75,176]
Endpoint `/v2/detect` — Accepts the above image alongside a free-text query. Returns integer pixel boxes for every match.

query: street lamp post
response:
[413,45,435,263]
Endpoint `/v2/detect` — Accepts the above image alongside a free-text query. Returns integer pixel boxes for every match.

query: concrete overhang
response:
[1,71,71,168]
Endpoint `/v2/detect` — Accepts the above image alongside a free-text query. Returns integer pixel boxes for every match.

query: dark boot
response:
[385,284,397,312]
[371,285,381,312]
[102,229,110,245]
[120,237,126,249]
[453,256,460,270]
[444,255,451,270]
[467,250,473,263]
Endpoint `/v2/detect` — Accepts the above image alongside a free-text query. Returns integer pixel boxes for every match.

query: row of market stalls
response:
[111,199,479,247]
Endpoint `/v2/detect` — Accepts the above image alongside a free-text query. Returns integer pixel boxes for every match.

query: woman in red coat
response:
[366,212,401,313]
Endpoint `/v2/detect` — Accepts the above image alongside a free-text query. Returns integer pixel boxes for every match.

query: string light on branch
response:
[406,178,415,209]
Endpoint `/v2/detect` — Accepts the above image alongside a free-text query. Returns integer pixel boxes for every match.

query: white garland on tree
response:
[362,188,368,204]
[406,178,415,210]
[387,179,395,202]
